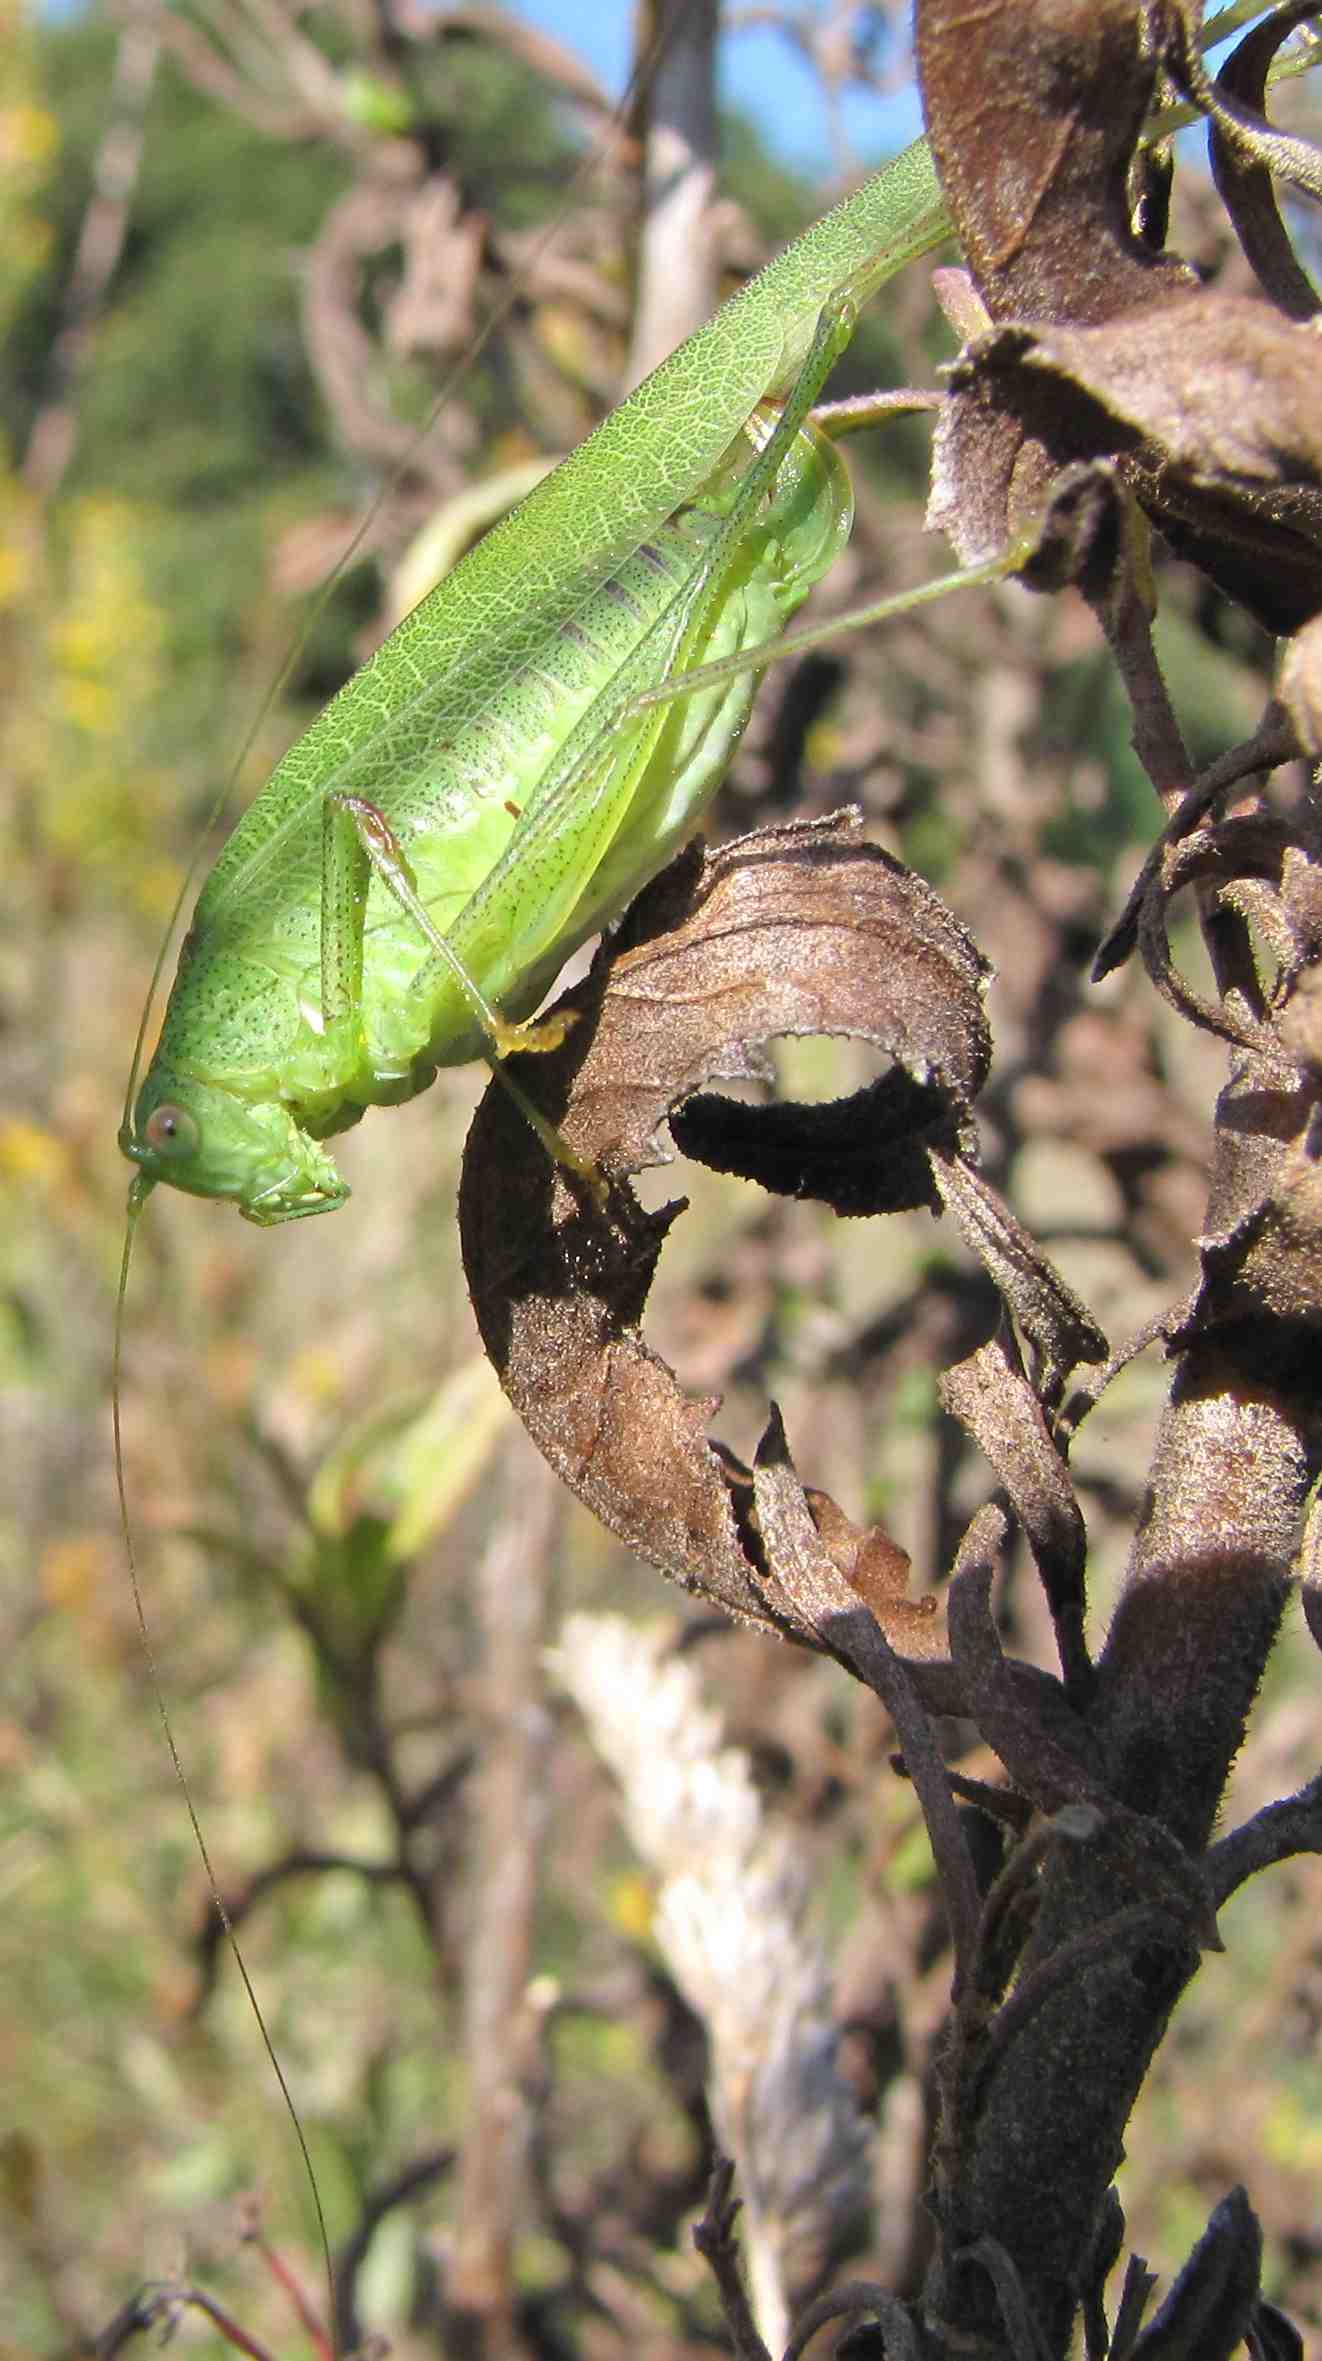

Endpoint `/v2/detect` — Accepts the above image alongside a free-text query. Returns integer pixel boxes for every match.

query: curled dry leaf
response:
[938,1337,1092,1701]
[1192,1092,1322,1360]
[918,0,1194,573]
[1122,809,1297,1051]
[1205,0,1322,323]
[712,1433,934,1654]
[460,811,1124,1787]
[932,300,1322,633]
[1127,2185,1264,2361]
[914,0,1196,329]
[917,0,1322,633]
[781,2279,925,2361]
[944,1554,1104,1812]
[460,813,997,1674]
[927,1151,1106,1391]
[1153,822,1322,1361]
[1092,712,1302,987]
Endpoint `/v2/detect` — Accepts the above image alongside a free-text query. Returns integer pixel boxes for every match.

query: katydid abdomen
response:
[122,401,853,1219]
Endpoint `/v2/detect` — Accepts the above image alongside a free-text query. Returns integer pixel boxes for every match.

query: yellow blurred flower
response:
[0,1117,67,1186]
[0,101,59,172]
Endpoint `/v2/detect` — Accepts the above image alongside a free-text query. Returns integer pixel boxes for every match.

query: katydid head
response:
[120,1068,350,1224]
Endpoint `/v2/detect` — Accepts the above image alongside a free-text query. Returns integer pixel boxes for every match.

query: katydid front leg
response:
[317,789,593,1180]
[322,792,569,1059]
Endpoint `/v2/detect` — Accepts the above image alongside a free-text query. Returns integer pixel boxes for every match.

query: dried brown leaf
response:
[945,1556,1103,1810]
[1092,713,1301,987]
[917,0,1322,630]
[939,1338,1092,1697]
[1128,2186,1262,2361]
[1194,1074,1322,1351]
[747,1414,983,1979]
[459,815,983,1672]
[746,1408,946,1664]
[713,1441,937,1649]
[934,301,1322,630]
[1207,0,1322,322]
[915,0,1196,328]
[928,1150,1107,1388]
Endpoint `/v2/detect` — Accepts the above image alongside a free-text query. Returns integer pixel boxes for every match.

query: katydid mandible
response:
[120,139,952,1224]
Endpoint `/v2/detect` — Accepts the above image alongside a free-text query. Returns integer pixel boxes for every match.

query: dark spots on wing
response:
[601,579,644,620]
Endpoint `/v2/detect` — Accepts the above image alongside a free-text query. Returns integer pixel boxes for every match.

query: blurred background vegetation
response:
[2,3,1319,2354]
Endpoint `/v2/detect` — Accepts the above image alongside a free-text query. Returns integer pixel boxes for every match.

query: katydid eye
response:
[144,1103,200,1157]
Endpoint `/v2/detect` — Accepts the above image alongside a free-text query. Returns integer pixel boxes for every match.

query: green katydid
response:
[107,130,1041,2343]
[117,136,976,1226]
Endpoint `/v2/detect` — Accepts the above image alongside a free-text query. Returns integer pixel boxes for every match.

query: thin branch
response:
[692,2160,773,2361]
[1206,1771,1322,1905]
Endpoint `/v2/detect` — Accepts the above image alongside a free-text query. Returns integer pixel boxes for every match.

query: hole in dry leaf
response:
[771,1034,900,1107]
[458,814,992,1655]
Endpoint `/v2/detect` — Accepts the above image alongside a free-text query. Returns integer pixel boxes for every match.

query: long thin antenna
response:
[112,1178,339,2331]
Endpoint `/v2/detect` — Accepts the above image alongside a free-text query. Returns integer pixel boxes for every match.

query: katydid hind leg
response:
[415,292,865,1017]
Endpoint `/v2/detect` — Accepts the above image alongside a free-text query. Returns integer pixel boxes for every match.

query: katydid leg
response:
[323,791,599,1186]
